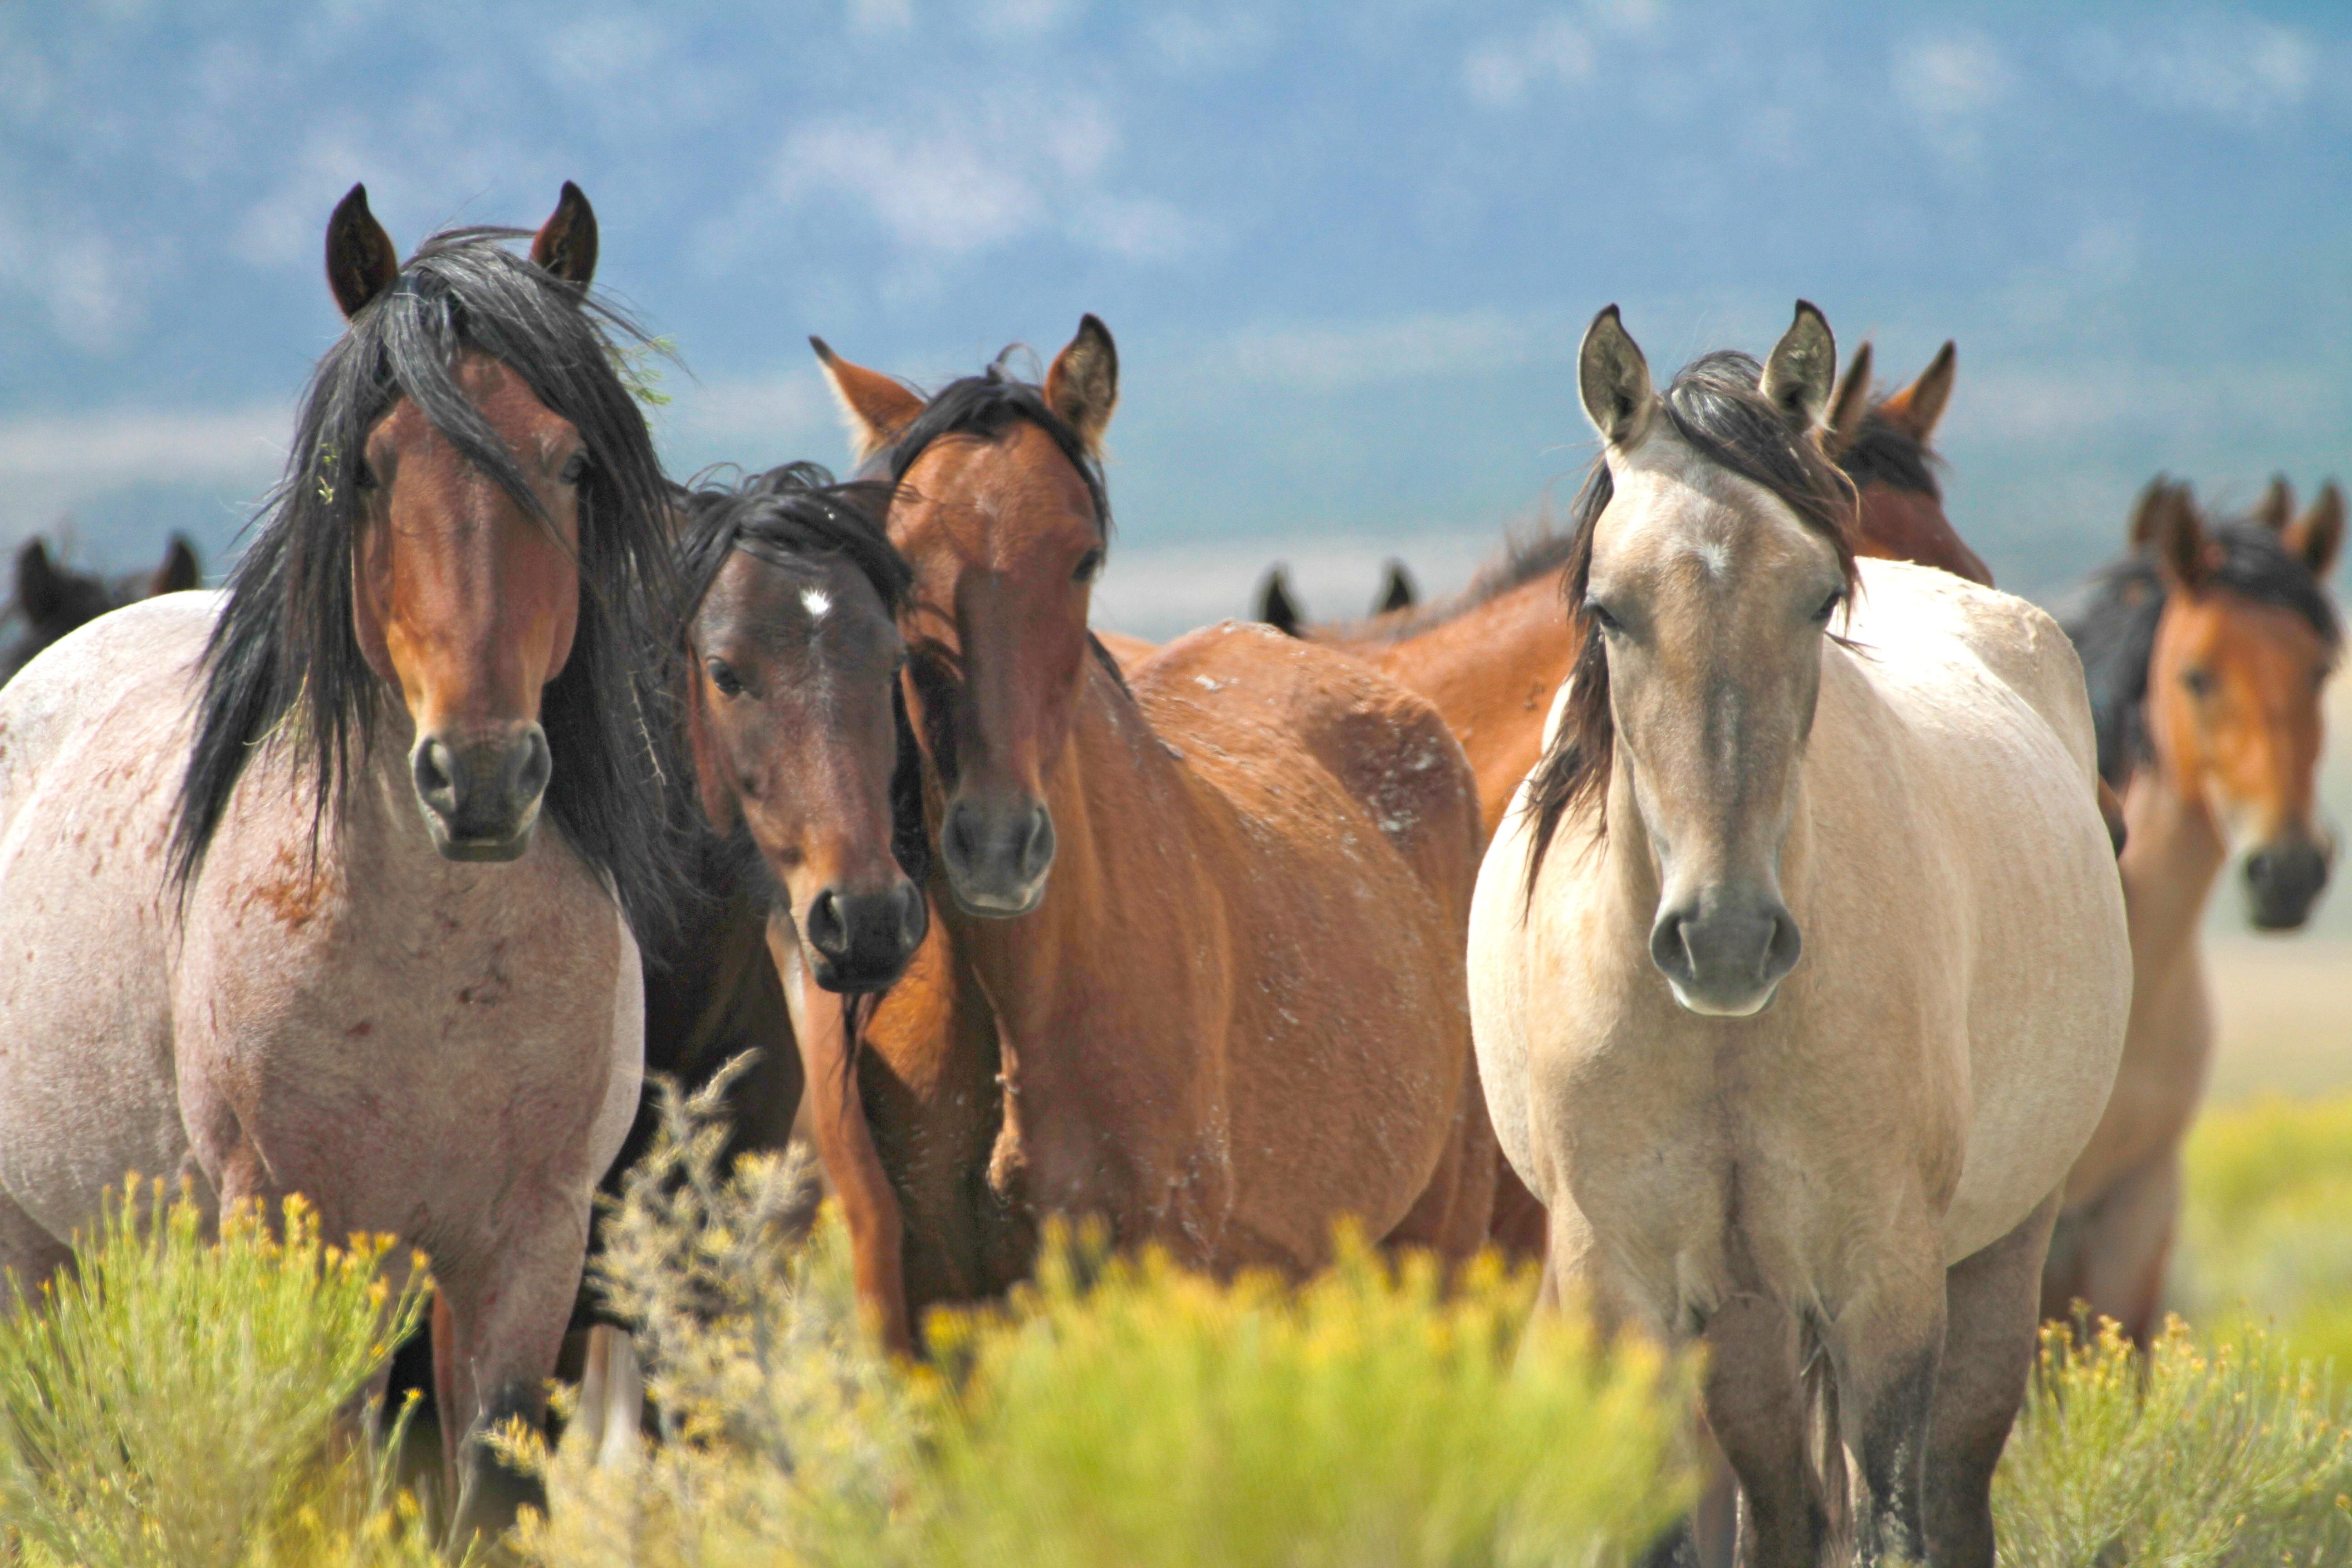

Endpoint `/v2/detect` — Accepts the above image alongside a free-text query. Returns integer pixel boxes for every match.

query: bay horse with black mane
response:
[0,182,683,1546]
[2043,474,2342,1343]
[1470,303,2128,1567]
[795,319,1498,1348]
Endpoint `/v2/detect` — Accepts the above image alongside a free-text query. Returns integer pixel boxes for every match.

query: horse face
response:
[2150,592,2335,929]
[891,421,1100,916]
[1577,303,1846,1017]
[350,353,583,862]
[688,550,926,992]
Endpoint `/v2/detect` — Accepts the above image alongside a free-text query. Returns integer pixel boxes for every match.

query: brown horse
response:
[797,320,1497,1347]
[2043,475,2342,1342]
[0,184,686,1547]
[2,532,201,683]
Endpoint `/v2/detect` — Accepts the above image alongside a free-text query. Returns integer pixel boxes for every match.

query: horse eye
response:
[2181,667,2216,699]
[1813,587,1845,623]
[705,658,746,698]
[1581,598,1622,634]
[559,452,589,485]
[1073,547,1104,585]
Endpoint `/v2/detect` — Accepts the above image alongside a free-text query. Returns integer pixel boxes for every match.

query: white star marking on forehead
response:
[1690,540,1731,580]
[801,587,832,619]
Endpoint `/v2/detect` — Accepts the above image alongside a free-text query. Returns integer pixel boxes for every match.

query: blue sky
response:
[3,0,2347,634]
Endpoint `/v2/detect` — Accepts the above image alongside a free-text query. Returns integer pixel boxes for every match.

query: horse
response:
[0,183,686,1546]
[2041,475,2342,1343]
[2,532,201,683]
[1254,556,1418,638]
[1467,304,2130,1567]
[794,319,1498,1347]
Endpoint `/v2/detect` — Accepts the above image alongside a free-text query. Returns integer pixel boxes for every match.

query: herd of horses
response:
[0,183,2338,1567]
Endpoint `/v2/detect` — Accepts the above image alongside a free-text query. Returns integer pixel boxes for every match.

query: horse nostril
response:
[412,740,458,810]
[893,881,928,951]
[805,890,850,958]
[1648,912,1695,986]
[1017,805,1056,881]
[942,802,980,872]
[1764,910,1804,984]
[514,726,551,804]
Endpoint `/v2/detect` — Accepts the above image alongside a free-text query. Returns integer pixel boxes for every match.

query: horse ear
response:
[2286,480,2345,580]
[1256,565,1303,637]
[529,181,599,288]
[1044,314,1119,453]
[324,183,400,320]
[1759,300,1837,434]
[14,538,64,623]
[2129,477,2181,551]
[153,535,201,595]
[2149,485,2216,593]
[683,664,741,833]
[1822,341,1874,461]
[1878,341,1957,445]
[1578,304,1653,448]
[1376,559,1417,614]
[810,337,926,464]
[2250,474,2294,534]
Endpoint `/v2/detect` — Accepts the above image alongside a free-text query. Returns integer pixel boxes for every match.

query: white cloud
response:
[657,372,840,469]
[545,13,671,91]
[0,402,289,547]
[1464,15,1596,109]
[1146,11,1275,75]
[1893,32,2009,163]
[0,205,159,354]
[1206,307,1574,395]
[975,0,1080,39]
[2074,15,2318,129]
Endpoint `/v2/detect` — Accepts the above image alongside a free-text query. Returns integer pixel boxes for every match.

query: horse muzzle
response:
[2245,835,2331,931]
[1650,887,1803,1018]
[802,878,928,992]
[410,724,552,862]
[940,793,1054,917]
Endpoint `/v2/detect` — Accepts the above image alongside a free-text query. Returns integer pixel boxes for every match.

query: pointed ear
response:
[2129,476,2183,551]
[1822,340,1875,460]
[1255,565,1303,637]
[529,180,598,288]
[2249,474,2294,533]
[2286,480,2345,580]
[1879,341,1957,445]
[1759,300,1837,434]
[1044,314,1118,453]
[810,337,926,464]
[324,183,400,320]
[683,662,742,833]
[153,535,201,595]
[14,538,64,622]
[1376,559,1416,614]
[2149,485,2216,593]
[1578,304,1653,448]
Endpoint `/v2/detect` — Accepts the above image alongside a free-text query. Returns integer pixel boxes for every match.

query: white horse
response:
[0,185,679,1545]
[1468,303,2130,1567]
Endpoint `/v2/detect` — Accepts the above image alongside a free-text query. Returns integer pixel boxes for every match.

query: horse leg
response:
[1698,1292,1826,1568]
[1379,1052,1499,1261]
[1925,1190,2060,1568]
[437,1200,593,1550]
[0,1188,71,1306]
[1824,1248,1946,1568]
[2041,1151,2178,1346]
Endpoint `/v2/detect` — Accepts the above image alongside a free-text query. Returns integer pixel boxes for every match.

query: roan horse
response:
[797,320,1498,1349]
[1,533,201,683]
[0,184,684,1544]
[2042,475,2342,1342]
[1468,304,2129,1566]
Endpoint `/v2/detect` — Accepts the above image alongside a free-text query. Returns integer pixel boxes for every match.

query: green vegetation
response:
[12,1084,2352,1565]
[0,1181,439,1568]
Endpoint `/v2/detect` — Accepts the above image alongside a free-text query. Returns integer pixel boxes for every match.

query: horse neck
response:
[2115,760,2228,971]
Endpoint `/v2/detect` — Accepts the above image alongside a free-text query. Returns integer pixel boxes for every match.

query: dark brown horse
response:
[1,533,200,683]
[797,321,1497,1349]
[2044,475,2342,1342]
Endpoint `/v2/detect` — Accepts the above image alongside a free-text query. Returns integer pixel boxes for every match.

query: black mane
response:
[1838,409,1941,500]
[171,226,689,936]
[2065,517,2341,788]
[1520,349,1858,886]
[865,364,1111,541]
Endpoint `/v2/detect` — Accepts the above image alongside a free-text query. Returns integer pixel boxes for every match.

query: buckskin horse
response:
[2042,475,2342,1343]
[794,319,1498,1348]
[2,532,201,683]
[0,184,683,1546]
[1468,304,2129,1566]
